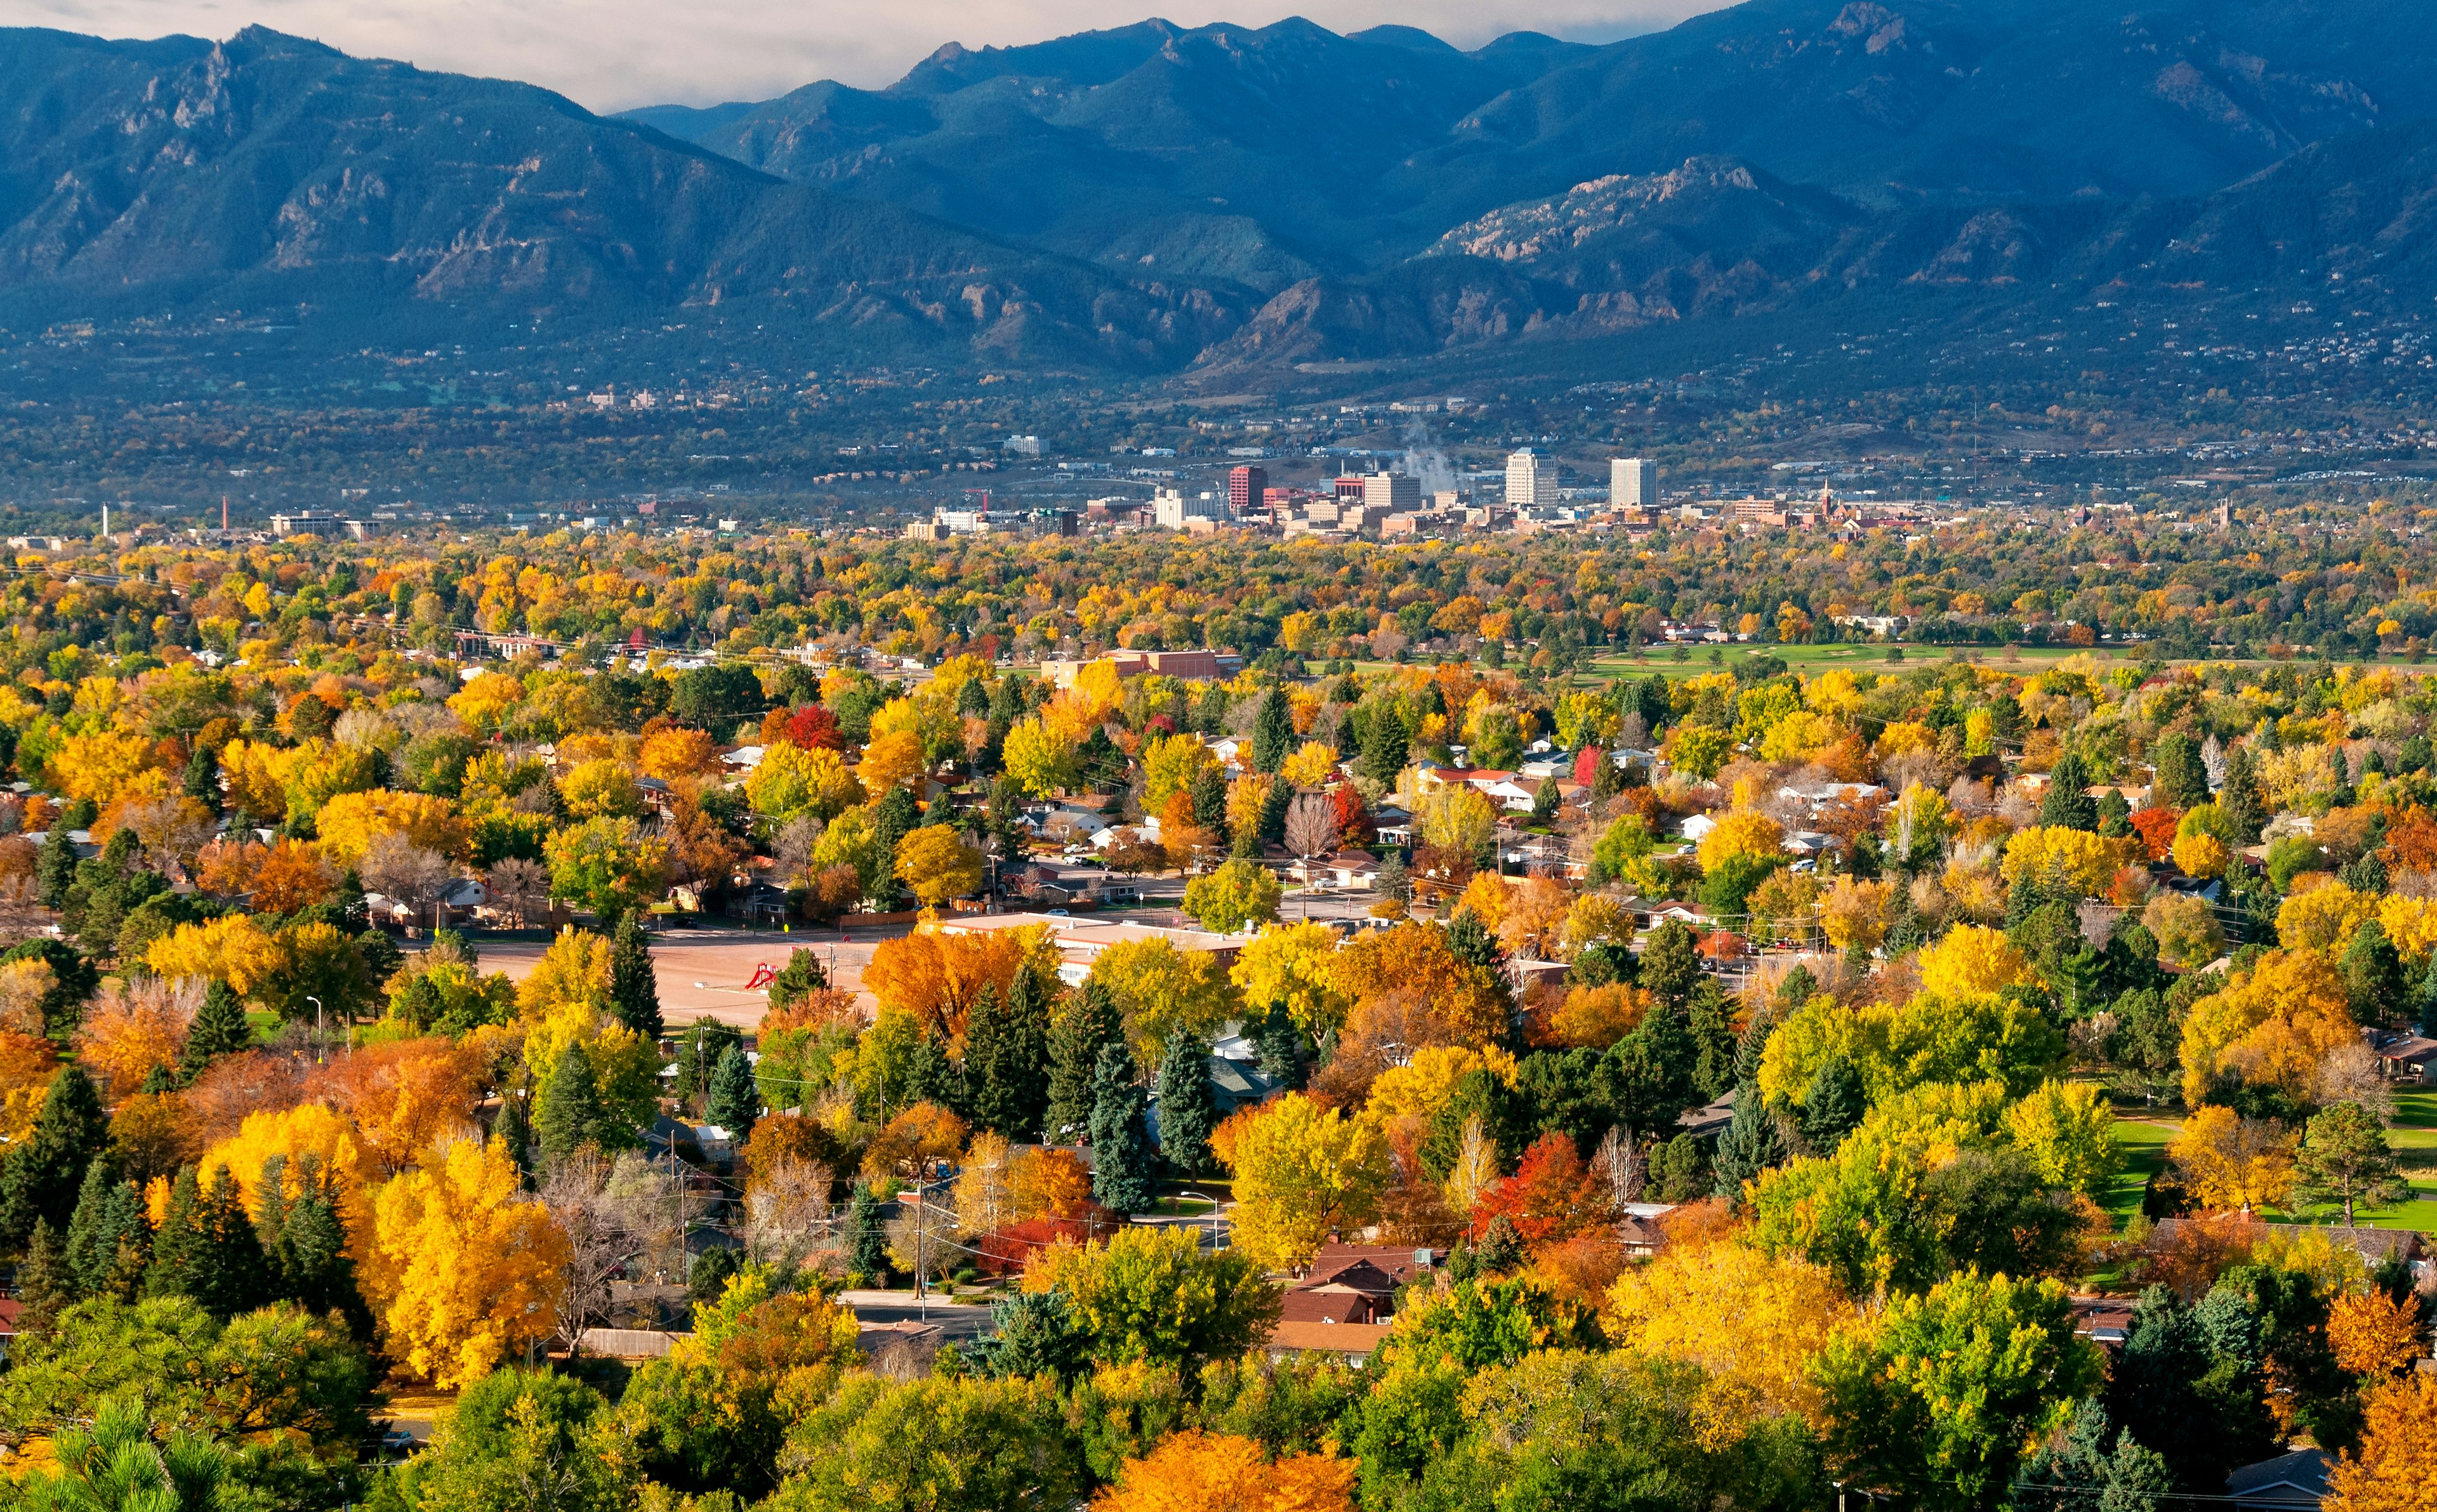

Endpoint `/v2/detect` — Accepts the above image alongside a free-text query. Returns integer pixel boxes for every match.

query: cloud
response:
[1,0,1726,110]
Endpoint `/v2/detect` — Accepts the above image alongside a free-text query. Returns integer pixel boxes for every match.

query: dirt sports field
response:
[470,923,908,1030]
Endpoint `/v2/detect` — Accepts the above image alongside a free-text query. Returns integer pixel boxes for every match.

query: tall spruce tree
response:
[966,978,1051,1140]
[145,1166,204,1301]
[180,982,254,1081]
[1087,1042,1154,1214]
[765,948,828,1015]
[184,1165,270,1320]
[1044,980,1123,1144]
[706,1046,760,1141]
[493,1092,536,1181]
[1152,1029,1217,1179]
[846,1181,890,1283]
[1251,688,1294,773]
[899,1033,965,1115]
[35,824,77,910]
[17,1218,71,1336]
[2040,753,2098,831]
[62,1159,121,1294]
[268,1154,369,1332]
[534,1046,609,1162]
[609,912,664,1039]
[1357,710,1409,791]
[1253,1002,1309,1091]
[182,743,222,816]
[2152,732,2210,809]
[1710,1095,1788,1206]
[2220,742,2266,845]
[869,787,920,911]
[0,1065,108,1249]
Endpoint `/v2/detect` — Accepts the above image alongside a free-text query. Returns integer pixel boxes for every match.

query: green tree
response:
[2219,743,2265,845]
[2291,1101,2409,1225]
[2152,732,2210,810]
[10,1393,234,1511]
[0,1065,108,1249]
[608,911,663,1039]
[2039,753,2098,831]
[1357,709,1409,791]
[36,823,78,910]
[1087,1043,1154,1215]
[1180,858,1282,933]
[2012,1398,2176,1512]
[1252,688,1294,774]
[765,1373,1078,1512]
[1044,981,1122,1145]
[1815,1269,2101,1511]
[2341,919,2410,1030]
[147,1164,268,1322]
[965,975,1050,1141]
[1639,920,1701,1015]
[178,982,254,1081]
[1029,1224,1278,1373]
[845,1181,890,1283]
[1152,1028,1217,1179]
[17,1216,73,1337]
[962,1289,1091,1384]
[706,1046,760,1141]
[764,948,828,1017]
[534,1046,611,1162]
[867,787,919,912]
[1710,1091,1788,1205]
[63,1163,148,1301]
[381,1366,631,1512]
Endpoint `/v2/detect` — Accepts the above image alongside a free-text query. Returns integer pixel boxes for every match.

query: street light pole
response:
[307,996,323,1065]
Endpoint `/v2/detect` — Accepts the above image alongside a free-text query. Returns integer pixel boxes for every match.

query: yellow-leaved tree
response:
[1218,1093,1388,1272]
[145,915,277,995]
[2002,1079,2122,1198]
[315,789,469,867]
[2177,947,2356,1105]
[2167,1105,2295,1215]
[367,1136,569,1388]
[1227,922,1353,1038]
[2328,1375,2437,1512]
[1999,827,2124,901]
[1602,1233,1856,1426]
[1916,924,2032,998]
[198,1103,374,1243]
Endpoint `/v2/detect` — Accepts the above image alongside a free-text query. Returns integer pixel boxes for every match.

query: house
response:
[1617,1202,1676,1257]
[1480,779,1540,813]
[1265,1320,1392,1365]
[1280,1257,1400,1325]
[1677,1088,1737,1139]
[1679,813,1718,843]
[2068,1296,2139,1349]
[722,744,766,771]
[2149,1218,2429,1281]
[2225,1449,2331,1510]
[2370,1032,2437,1083]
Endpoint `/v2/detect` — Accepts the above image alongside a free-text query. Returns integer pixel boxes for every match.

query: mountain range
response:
[3,1,2436,378]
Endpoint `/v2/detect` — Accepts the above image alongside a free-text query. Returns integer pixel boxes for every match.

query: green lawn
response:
[2104,1114,2178,1229]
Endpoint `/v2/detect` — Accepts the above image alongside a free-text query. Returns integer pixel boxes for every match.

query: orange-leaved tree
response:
[2327,1374,2437,1512]
[1092,1430,1354,1512]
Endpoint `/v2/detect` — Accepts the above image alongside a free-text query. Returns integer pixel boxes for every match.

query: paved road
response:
[838,1288,996,1345]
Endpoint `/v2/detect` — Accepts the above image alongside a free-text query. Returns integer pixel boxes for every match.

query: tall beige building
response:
[1611,457,1658,508]
[1504,448,1552,509]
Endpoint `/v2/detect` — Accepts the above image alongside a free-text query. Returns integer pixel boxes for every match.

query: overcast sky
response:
[2,1,1726,112]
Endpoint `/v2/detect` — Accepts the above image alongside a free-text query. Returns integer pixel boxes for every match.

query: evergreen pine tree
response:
[1086,1042,1154,1214]
[36,824,77,910]
[2342,919,2410,1030]
[965,981,1050,1140]
[17,1218,72,1336]
[1253,1002,1309,1091]
[1257,775,1292,846]
[1639,921,1701,1015]
[1252,688,1294,773]
[1710,1094,1788,1206]
[609,912,664,1040]
[273,1155,369,1333]
[145,1166,203,1301]
[0,1065,108,1249]
[139,1065,176,1096]
[2152,732,2210,808]
[673,1017,743,1107]
[1800,1059,1866,1153]
[534,1046,607,1162]
[765,948,828,1015]
[2221,743,2266,845]
[1152,1029,1217,1178]
[869,787,919,911]
[180,982,253,1080]
[899,1032,965,1115]
[493,1092,536,1180]
[1589,752,1627,805]
[2039,753,2099,831]
[1446,909,1505,975]
[185,1164,270,1320]
[96,1181,150,1299]
[1731,1006,1776,1091]
[1357,712,1409,791]
[846,1181,890,1283]
[62,1158,119,1294]
[1190,765,1231,844]
[182,743,222,816]
[706,1046,760,1141]
[1687,981,1739,1101]
[1044,980,1123,1143]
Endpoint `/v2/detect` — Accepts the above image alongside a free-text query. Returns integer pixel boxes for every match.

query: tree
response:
[707,1045,761,1141]
[2327,1289,2423,1378]
[2012,1399,2176,1512]
[0,1065,107,1249]
[1095,1430,1355,1512]
[2038,753,2098,831]
[1087,936,1238,1065]
[1024,1224,1279,1372]
[149,1162,271,1320]
[177,981,253,1081]
[1182,858,1283,933]
[1218,1093,1389,1271]
[966,970,1050,1141]
[2327,1374,2437,1512]
[2168,1106,2294,1215]
[894,824,985,906]
[367,1137,569,1387]
[1710,1091,1788,1204]
[766,1372,1078,1512]
[2153,732,2210,809]
[2292,1102,2408,1225]
[1252,688,1295,774]
[546,815,669,920]
[10,1393,237,1511]
[1045,981,1123,1144]
[1153,1028,1217,1178]
[2004,1079,2123,1199]
[534,1045,613,1163]
[846,1181,891,1282]
[607,911,663,1039]
[1088,1044,1155,1214]
[1816,1268,2103,1512]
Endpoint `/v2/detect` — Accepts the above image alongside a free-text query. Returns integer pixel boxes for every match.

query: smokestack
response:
[100,503,108,539]
[221,496,228,536]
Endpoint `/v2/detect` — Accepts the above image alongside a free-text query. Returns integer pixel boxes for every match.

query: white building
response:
[1361,471,1421,513]
[1505,449,1554,509]
[1003,435,1043,456]
[1152,488,1227,529]
[1611,457,1659,508]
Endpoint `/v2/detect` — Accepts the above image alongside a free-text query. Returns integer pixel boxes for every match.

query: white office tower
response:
[1611,457,1658,508]
[1504,448,1553,508]
[1151,487,1227,529]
